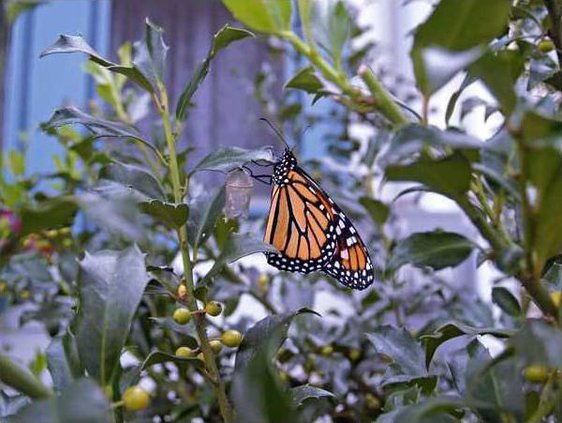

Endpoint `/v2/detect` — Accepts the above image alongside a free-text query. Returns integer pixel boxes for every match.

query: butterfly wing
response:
[264,169,337,273]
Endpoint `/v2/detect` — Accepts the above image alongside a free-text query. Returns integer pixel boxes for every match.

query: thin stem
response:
[156,82,234,423]
[544,0,562,68]
[0,352,54,399]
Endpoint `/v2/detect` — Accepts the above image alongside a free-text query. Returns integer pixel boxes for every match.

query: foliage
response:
[2,0,562,422]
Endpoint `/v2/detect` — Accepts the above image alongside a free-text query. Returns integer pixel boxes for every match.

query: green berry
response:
[321,346,334,356]
[173,307,191,325]
[209,339,223,354]
[221,329,243,347]
[175,346,196,358]
[205,301,223,317]
[122,386,150,411]
[523,365,550,383]
[538,39,555,53]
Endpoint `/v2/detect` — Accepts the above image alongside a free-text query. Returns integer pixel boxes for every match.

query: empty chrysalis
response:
[225,168,254,219]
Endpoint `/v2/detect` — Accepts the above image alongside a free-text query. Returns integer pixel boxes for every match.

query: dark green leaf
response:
[187,187,225,248]
[202,234,278,284]
[470,50,525,115]
[149,317,198,348]
[385,154,471,198]
[420,321,513,368]
[133,19,169,87]
[175,25,253,122]
[445,74,477,125]
[190,146,274,175]
[491,287,521,317]
[235,308,320,374]
[510,319,562,368]
[141,351,203,371]
[389,231,474,271]
[40,35,153,92]
[393,396,466,423]
[76,246,150,385]
[222,0,292,34]
[291,385,334,407]
[285,66,324,94]
[20,198,77,236]
[8,379,111,423]
[99,162,165,201]
[139,200,188,229]
[359,197,390,227]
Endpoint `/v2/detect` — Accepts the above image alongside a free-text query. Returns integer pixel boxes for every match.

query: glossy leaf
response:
[187,187,225,248]
[20,198,77,236]
[389,231,474,271]
[222,0,292,34]
[291,385,334,407]
[190,146,274,175]
[285,66,324,94]
[359,197,390,228]
[491,287,522,317]
[139,200,188,229]
[421,321,512,368]
[46,332,83,392]
[8,379,111,423]
[385,154,471,199]
[510,319,562,368]
[175,25,253,121]
[99,162,165,201]
[234,308,320,374]
[133,19,168,87]
[76,246,150,385]
[393,396,465,423]
[40,35,153,92]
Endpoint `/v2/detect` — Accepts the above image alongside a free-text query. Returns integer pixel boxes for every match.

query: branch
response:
[544,0,562,68]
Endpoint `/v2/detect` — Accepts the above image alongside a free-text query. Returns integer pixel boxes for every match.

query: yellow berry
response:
[205,301,223,317]
[175,346,196,358]
[0,281,7,294]
[523,365,550,383]
[173,307,191,325]
[197,352,205,362]
[321,346,334,356]
[122,386,150,411]
[551,291,561,308]
[365,393,381,410]
[221,329,243,348]
[349,349,361,361]
[209,339,223,354]
[538,39,555,53]
[45,229,58,239]
[257,273,269,293]
[19,290,30,300]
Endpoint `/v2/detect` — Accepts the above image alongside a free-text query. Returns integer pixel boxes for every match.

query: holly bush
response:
[2,0,562,422]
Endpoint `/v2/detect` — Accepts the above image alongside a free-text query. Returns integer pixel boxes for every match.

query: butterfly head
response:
[272,149,297,185]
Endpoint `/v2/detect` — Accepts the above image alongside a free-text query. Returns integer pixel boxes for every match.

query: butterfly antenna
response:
[259,117,290,150]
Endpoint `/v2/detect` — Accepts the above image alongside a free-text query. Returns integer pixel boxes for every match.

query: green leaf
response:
[149,317,198,349]
[470,50,525,115]
[76,246,150,385]
[133,19,169,87]
[20,198,78,236]
[389,231,474,271]
[232,347,300,423]
[234,308,320,374]
[139,200,188,229]
[187,187,226,248]
[393,396,466,423]
[411,0,511,96]
[285,66,324,94]
[8,150,25,177]
[190,146,274,175]
[359,197,390,228]
[510,319,562,368]
[202,233,278,284]
[8,379,111,423]
[175,25,253,122]
[491,287,522,317]
[366,326,427,377]
[222,0,292,34]
[46,332,83,392]
[99,162,165,201]
[40,35,153,92]
[141,351,203,371]
[385,154,471,199]
[420,321,513,368]
[291,385,334,407]
[445,74,477,125]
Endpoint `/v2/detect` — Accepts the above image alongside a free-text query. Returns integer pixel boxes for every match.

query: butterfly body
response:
[264,149,374,290]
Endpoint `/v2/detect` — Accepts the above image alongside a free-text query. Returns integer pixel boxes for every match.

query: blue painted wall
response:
[3,0,111,174]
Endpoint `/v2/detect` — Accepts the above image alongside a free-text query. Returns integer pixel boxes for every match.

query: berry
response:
[122,386,150,411]
[221,329,243,347]
[173,307,191,325]
[205,301,223,317]
[538,39,555,53]
[175,346,196,358]
[321,346,334,356]
[349,349,361,361]
[257,273,269,293]
[209,339,223,354]
[551,291,561,308]
[523,365,550,383]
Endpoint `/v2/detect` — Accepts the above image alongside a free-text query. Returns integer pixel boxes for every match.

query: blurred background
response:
[1,0,501,376]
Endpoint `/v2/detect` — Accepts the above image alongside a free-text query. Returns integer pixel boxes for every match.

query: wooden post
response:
[0,0,10,149]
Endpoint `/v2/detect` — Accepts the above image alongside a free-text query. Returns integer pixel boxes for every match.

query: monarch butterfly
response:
[262,148,375,290]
